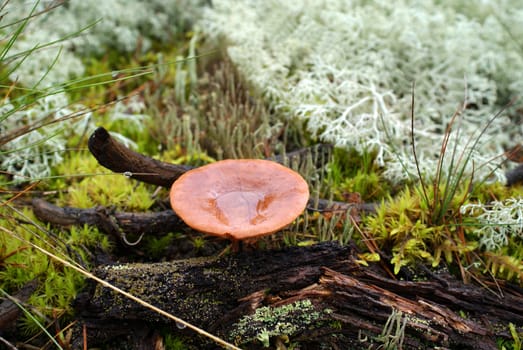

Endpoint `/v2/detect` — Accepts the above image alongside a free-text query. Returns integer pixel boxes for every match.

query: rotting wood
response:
[72,241,523,350]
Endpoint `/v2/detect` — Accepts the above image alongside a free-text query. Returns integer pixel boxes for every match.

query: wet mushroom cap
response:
[170,159,309,240]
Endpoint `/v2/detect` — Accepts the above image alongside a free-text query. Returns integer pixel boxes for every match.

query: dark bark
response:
[73,241,522,350]
[0,279,40,333]
[506,163,523,186]
[88,126,192,187]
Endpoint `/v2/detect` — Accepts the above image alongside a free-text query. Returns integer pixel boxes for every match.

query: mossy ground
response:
[2,6,523,350]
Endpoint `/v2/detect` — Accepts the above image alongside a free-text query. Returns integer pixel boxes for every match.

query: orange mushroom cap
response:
[170,159,309,240]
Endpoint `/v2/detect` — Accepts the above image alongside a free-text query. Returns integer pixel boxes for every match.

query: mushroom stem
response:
[231,239,241,253]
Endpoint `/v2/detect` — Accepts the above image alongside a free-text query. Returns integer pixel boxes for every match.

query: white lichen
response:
[2,0,207,88]
[461,198,523,251]
[1,0,207,181]
[201,0,523,183]
[1,93,91,182]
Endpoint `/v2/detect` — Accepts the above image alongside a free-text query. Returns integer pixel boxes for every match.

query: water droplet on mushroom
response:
[214,191,267,228]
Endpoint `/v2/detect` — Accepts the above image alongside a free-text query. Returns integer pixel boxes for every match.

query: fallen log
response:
[73,241,523,349]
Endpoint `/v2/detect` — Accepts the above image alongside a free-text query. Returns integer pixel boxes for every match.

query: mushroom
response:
[169,159,309,248]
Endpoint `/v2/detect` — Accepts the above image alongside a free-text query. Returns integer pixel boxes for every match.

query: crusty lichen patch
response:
[229,299,331,347]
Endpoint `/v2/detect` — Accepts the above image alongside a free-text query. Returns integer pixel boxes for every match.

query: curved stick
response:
[32,198,187,240]
[88,127,192,188]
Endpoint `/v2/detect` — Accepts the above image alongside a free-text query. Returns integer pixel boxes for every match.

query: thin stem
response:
[409,82,429,209]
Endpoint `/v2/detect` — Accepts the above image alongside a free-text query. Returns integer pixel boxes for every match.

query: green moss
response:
[144,233,178,259]
[164,332,188,350]
[327,147,390,202]
[159,144,215,168]
[0,207,93,337]
[360,174,523,284]
[364,184,476,274]
[53,152,156,211]
[497,323,523,350]
[192,236,206,251]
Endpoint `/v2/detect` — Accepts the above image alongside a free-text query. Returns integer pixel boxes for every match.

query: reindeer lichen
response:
[201,0,523,183]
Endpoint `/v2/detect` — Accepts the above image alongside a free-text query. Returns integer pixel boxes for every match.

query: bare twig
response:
[88,127,191,187]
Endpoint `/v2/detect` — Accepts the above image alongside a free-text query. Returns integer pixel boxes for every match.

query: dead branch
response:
[31,198,187,244]
[88,126,192,187]
[32,197,373,238]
